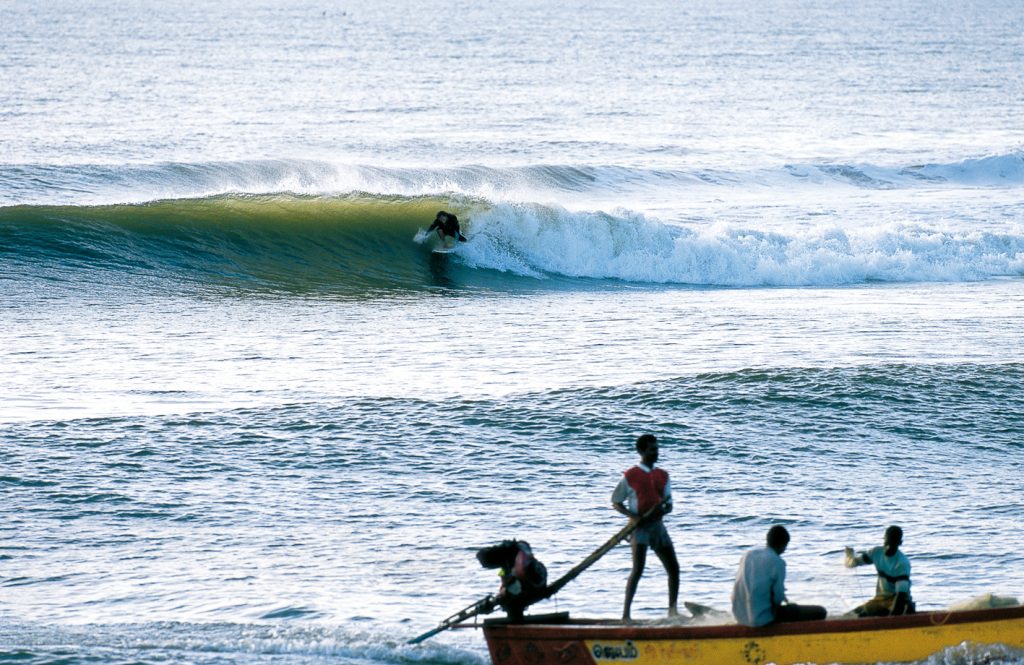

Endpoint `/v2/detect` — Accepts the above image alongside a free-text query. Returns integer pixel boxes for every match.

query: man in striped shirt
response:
[845,525,915,616]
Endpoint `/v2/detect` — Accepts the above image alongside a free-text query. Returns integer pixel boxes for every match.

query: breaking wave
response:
[2,193,1023,293]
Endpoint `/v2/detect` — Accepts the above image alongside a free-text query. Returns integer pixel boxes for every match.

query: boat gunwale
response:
[480,605,1024,641]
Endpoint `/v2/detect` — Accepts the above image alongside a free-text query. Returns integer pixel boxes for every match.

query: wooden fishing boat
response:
[407,508,1022,662]
[481,605,1024,665]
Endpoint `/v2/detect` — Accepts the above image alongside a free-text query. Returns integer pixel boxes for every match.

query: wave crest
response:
[2,151,1023,208]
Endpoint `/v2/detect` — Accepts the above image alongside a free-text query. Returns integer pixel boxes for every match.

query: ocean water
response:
[2,1,1024,663]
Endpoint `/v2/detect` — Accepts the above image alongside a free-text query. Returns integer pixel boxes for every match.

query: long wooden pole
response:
[541,498,669,599]
[408,499,668,644]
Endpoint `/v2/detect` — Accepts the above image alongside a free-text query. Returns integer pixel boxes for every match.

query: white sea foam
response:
[458,203,1024,286]
[0,621,488,665]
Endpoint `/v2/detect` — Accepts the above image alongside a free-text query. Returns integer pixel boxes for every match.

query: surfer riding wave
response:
[428,210,468,244]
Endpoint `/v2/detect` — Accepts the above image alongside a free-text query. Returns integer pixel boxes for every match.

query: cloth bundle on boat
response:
[476,539,548,619]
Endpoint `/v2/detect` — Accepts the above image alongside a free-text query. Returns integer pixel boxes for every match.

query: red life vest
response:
[624,466,668,515]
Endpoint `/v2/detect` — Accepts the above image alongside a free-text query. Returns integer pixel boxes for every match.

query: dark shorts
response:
[634,519,673,550]
[774,603,828,623]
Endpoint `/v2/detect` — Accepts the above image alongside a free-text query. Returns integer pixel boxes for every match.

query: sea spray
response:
[458,203,1024,285]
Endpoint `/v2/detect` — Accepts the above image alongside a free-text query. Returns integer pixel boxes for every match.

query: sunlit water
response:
[3,1,1024,664]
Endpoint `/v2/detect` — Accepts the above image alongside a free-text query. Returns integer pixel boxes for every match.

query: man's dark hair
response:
[767,525,790,550]
[635,434,657,452]
[885,525,903,543]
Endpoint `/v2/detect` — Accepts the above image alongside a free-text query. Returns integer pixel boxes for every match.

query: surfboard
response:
[432,238,457,253]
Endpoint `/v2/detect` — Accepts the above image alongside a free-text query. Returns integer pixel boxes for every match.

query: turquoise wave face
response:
[0,194,511,295]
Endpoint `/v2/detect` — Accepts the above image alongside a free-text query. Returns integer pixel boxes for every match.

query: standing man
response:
[732,525,827,627]
[845,525,914,616]
[612,434,680,620]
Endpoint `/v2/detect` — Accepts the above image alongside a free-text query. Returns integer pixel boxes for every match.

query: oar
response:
[541,498,669,600]
[407,593,499,645]
[407,499,668,645]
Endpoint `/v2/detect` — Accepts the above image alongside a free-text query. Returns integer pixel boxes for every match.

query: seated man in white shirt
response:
[844,525,915,616]
[732,525,827,627]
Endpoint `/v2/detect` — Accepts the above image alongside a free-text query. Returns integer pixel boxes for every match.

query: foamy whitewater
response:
[2,1,1023,664]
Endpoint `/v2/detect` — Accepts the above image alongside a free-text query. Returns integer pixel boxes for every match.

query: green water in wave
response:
[0,194,506,294]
